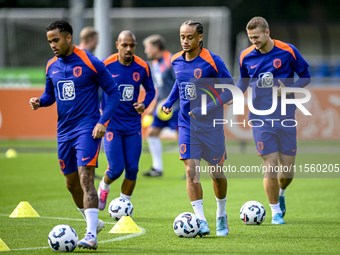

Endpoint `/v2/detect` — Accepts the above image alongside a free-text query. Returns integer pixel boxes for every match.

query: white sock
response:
[147,137,163,172]
[215,196,227,217]
[78,208,86,219]
[191,199,206,222]
[84,208,98,237]
[120,192,132,201]
[279,188,286,196]
[269,203,282,217]
[100,177,111,191]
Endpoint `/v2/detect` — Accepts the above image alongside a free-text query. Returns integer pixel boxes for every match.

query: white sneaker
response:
[97,219,105,234]
[78,233,98,250]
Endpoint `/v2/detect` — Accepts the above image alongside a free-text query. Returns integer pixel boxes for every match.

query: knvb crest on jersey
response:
[106,132,114,142]
[180,144,187,154]
[73,66,82,77]
[181,82,197,100]
[57,80,76,101]
[59,159,65,170]
[133,72,140,82]
[257,141,264,151]
[119,84,134,101]
[273,58,281,69]
[194,68,202,79]
[257,72,274,88]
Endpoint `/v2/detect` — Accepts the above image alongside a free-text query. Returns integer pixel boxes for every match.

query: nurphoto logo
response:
[201,84,312,116]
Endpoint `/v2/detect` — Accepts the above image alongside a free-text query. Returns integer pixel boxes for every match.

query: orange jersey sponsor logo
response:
[180,144,187,154]
[52,70,60,74]
[251,65,257,69]
[133,72,140,82]
[59,159,65,170]
[273,59,281,69]
[73,66,82,77]
[106,131,114,142]
[194,68,202,79]
[257,141,264,151]
[82,157,90,161]
[112,74,119,78]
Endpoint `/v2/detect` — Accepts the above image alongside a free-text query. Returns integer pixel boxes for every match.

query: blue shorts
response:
[252,119,297,156]
[104,129,142,181]
[178,126,226,165]
[58,132,101,175]
[151,109,179,130]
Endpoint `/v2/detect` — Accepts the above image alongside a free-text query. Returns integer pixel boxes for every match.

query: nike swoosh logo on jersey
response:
[112,74,119,77]
[82,157,90,161]
[175,71,181,73]
[213,157,221,161]
[251,65,257,69]
[52,71,60,74]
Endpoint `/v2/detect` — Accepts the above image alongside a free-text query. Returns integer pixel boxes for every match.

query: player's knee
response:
[184,164,192,173]
[125,168,138,181]
[66,181,82,194]
[152,129,162,137]
[106,168,124,181]
[210,171,225,180]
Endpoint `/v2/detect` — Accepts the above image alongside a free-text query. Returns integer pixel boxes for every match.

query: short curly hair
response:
[46,20,73,35]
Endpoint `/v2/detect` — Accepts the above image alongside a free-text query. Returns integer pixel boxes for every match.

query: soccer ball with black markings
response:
[240,201,266,225]
[108,197,133,220]
[173,212,200,238]
[48,224,78,252]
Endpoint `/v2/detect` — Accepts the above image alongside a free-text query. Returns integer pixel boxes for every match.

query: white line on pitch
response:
[0,214,145,251]
[99,227,145,243]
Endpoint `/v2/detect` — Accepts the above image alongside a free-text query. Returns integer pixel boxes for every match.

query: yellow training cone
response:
[109,216,142,233]
[9,201,40,218]
[0,238,10,251]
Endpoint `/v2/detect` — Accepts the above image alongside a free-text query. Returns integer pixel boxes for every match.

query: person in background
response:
[78,27,98,54]
[142,34,179,177]
[78,26,105,175]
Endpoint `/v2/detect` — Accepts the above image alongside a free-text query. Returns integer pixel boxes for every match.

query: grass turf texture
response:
[0,140,339,254]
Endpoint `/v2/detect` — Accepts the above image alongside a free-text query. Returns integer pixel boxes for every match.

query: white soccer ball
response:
[240,201,266,225]
[48,224,78,252]
[108,197,133,220]
[173,212,200,238]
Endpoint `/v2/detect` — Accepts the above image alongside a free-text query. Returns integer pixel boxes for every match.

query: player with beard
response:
[97,30,155,210]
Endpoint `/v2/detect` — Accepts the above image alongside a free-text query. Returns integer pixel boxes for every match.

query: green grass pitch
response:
[0,140,339,254]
